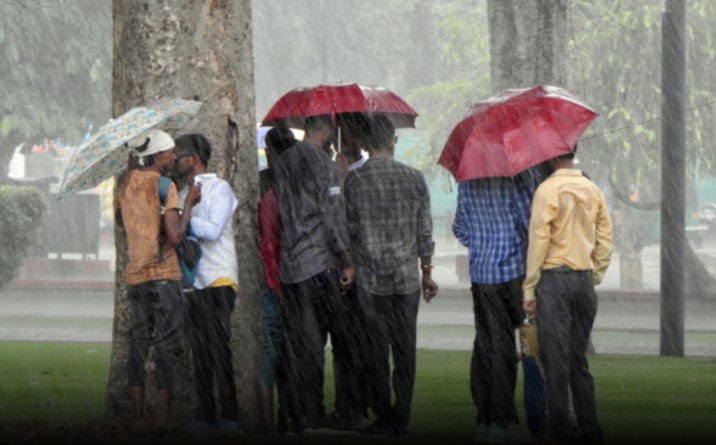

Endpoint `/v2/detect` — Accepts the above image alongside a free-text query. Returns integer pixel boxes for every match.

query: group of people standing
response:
[454,145,613,444]
[114,110,612,445]
[115,130,241,433]
[114,113,439,437]
[260,113,439,435]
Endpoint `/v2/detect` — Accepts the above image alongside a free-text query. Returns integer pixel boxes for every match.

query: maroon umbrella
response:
[260,83,418,129]
[438,85,597,181]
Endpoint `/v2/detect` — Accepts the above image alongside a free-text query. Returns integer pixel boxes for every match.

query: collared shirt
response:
[452,168,540,285]
[523,168,613,301]
[275,141,350,284]
[344,156,434,295]
[180,177,239,290]
[348,154,367,171]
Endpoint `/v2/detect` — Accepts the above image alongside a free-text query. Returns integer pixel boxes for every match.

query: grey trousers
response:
[127,279,184,390]
[537,268,603,445]
[359,287,421,428]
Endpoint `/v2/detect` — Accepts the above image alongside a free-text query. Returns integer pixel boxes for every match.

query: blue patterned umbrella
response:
[58,98,202,197]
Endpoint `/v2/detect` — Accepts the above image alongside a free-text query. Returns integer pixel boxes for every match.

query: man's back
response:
[523,168,613,299]
[344,156,433,295]
[118,169,181,285]
[452,168,540,285]
[274,141,349,284]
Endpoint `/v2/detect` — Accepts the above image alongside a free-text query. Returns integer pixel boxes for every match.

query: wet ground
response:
[2,242,715,357]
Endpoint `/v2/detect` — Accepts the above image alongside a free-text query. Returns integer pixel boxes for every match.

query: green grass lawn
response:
[0,342,110,423]
[0,342,715,444]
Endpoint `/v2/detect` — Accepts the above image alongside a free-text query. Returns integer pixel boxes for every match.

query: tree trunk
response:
[487,0,567,91]
[612,202,645,289]
[684,240,716,301]
[107,0,262,431]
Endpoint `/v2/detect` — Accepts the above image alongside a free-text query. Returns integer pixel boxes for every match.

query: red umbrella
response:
[438,85,597,181]
[260,83,418,129]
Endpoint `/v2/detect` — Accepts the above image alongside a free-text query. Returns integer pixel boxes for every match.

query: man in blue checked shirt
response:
[453,165,549,444]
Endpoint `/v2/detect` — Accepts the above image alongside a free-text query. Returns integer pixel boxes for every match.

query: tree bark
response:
[487,0,567,91]
[107,0,261,431]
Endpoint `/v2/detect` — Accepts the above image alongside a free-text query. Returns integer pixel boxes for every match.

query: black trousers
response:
[127,280,184,390]
[185,285,238,423]
[332,285,369,419]
[360,286,421,428]
[537,269,603,445]
[470,278,523,428]
[280,269,347,428]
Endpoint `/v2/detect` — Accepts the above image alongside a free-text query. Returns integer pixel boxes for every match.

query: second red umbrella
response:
[438,85,598,181]
[260,82,418,129]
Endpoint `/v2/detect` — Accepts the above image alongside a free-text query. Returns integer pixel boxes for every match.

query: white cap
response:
[130,129,175,159]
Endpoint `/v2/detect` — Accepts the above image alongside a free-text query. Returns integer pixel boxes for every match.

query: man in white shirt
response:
[173,133,240,433]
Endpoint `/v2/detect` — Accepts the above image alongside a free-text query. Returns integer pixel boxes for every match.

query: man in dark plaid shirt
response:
[344,115,438,436]
[274,115,355,432]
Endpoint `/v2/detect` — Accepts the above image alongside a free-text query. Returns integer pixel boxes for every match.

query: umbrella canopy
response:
[260,82,418,129]
[438,85,597,181]
[58,98,202,197]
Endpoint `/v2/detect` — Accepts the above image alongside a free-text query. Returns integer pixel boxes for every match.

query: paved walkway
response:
[1,242,715,357]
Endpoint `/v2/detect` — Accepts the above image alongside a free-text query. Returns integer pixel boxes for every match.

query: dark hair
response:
[365,115,395,151]
[265,127,296,156]
[131,138,156,167]
[174,133,212,167]
[336,113,370,136]
[305,115,333,132]
[554,142,577,161]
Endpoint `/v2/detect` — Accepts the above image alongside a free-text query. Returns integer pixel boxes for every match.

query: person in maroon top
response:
[257,126,295,432]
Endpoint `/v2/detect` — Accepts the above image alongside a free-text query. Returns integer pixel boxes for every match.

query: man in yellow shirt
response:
[522,146,613,445]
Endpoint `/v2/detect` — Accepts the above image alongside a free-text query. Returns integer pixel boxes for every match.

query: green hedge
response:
[0,185,47,289]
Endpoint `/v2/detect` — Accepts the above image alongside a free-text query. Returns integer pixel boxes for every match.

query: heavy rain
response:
[0,0,715,444]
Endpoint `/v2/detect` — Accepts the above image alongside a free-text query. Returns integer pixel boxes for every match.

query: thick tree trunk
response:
[685,242,716,301]
[487,0,567,91]
[612,202,645,289]
[107,0,261,431]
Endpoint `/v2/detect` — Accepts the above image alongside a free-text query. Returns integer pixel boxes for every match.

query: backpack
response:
[158,176,201,288]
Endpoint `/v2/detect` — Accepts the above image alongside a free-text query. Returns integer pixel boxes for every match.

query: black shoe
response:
[360,422,395,436]
[332,410,370,431]
[306,414,338,431]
